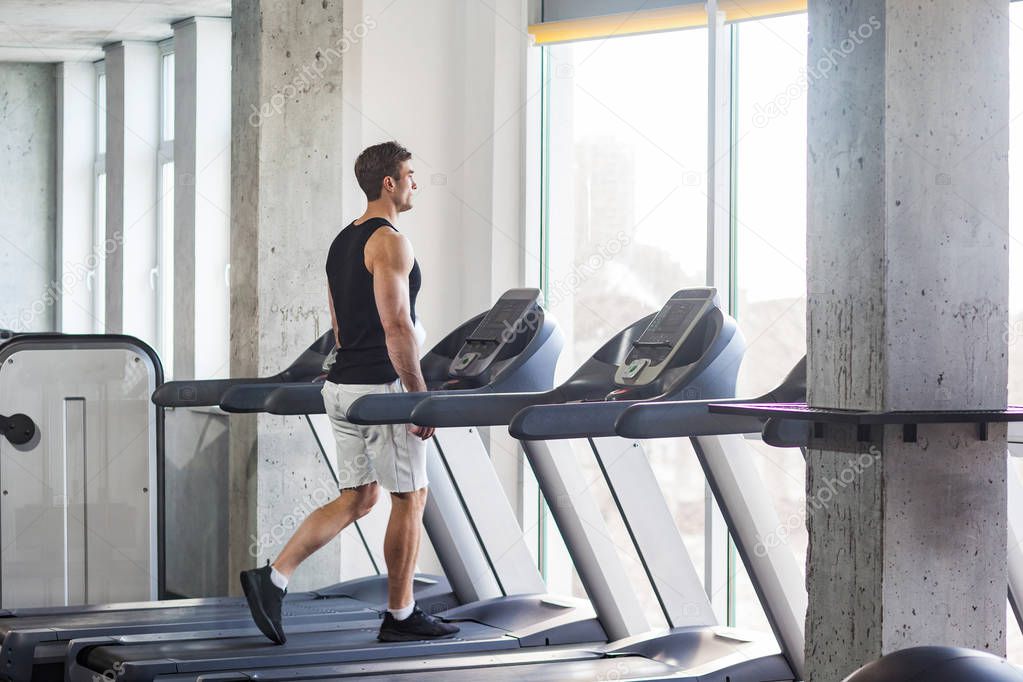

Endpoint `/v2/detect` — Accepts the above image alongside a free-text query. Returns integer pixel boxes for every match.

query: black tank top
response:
[326,218,421,384]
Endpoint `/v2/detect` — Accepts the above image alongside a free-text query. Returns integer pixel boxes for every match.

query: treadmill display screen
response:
[466,298,533,343]
[636,299,704,346]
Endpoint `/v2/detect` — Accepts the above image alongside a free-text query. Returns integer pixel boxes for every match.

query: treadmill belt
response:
[3,596,369,637]
[81,621,518,679]
[0,597,373,681]
[151,649,679,681]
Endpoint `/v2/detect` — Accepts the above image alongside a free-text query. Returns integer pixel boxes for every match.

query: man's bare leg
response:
[273,482,380,578]
[384,487,428,609]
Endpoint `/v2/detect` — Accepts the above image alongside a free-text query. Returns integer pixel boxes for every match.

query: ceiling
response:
[0,1,231,62]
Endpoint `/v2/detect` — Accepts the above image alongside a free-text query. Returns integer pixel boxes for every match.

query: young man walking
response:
[240,141,458,644]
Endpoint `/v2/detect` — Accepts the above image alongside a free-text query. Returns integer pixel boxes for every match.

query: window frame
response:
[156,38,175,377]
[91,60,106,333]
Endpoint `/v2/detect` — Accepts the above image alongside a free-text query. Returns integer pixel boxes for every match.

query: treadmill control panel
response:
[614,291,715,386]
[449,291,539,378]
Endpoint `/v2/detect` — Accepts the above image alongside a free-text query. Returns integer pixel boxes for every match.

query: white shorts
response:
[320,379,429,493]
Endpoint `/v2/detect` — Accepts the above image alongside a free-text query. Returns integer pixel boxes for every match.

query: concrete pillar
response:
[104,42,160,341]
[230,0,346,591]
[806,2,1010,679]
[173,17,232,380]
[0,63,56,333]
[56,62,97,333]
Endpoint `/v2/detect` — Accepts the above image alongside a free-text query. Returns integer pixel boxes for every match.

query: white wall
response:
[0,63,57,332]
[342,0,531,336]
[342,0,535,525]
[56,62,97,333]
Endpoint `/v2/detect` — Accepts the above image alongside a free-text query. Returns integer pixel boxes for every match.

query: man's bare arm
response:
[367,230,426,394]
[327,285,340,347]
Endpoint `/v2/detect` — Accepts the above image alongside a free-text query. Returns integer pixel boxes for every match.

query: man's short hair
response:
[354,141,412,201]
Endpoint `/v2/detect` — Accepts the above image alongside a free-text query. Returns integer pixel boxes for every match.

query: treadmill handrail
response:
[511,400,662,441]
[219,381,318,413]
[614,397,767,439]
[263,383,328,415]
[614,358,808,439]
[154,375,304,408]
[347,389,488,425]
[411,390,563,428]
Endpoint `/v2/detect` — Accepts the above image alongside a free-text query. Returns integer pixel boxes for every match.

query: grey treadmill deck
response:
[165,653,679,681]
[1,597,373,681]
[77,621,518,681]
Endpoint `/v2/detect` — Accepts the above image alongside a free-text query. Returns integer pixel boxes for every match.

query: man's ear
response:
[382,175,395,193]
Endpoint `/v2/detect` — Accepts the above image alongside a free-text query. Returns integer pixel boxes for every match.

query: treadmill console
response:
[448,290,540,379]
[613,290,715,386]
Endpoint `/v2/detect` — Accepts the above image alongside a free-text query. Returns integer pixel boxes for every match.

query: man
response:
[240,141,459,644]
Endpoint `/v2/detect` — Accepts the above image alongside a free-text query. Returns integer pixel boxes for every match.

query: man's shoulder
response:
[366,227,412,269]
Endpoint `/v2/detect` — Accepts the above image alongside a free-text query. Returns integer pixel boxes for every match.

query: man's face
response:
[389,160,416,212]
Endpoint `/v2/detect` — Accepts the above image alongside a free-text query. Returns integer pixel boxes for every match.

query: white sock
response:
[269,565,289,591]
[388,601,415,621]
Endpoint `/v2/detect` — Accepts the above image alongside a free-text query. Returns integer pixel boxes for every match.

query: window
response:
[157,44,175,377]
[731,12,809,632]
[91,61,106,332]
[541,28,711,625]
[1010,2,1023,408]
[1007,0,1023,663]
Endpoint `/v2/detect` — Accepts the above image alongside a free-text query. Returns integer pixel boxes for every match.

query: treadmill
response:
[0,326,492,680]
[614,357,815,682]
[63,290,605,681]
[407,286,794,681]
[90,288,798,681]
[614,355,1022,681]
[0,332,399,682]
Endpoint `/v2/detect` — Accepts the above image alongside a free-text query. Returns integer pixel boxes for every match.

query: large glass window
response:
[1010,3,1023,408]
[1007,0,1023,663]
[542,28,711,624]
[538,1,1023,651]
[157,46,175,377]
[732,12,809,632]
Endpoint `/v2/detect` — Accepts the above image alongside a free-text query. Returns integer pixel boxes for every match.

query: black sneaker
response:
[377,606,460,642]
[240,561,287,644]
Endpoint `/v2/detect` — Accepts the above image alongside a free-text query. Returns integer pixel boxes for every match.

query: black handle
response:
[614,398,766,439]
[1,413,35,445]
[347,392,433,425]
[411,391,556,428]
[153,376,288,407]
[509,401,642,440]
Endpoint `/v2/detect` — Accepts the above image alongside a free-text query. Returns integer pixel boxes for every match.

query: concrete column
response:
[173,17,232,380]
[230,0,346,591]
[0,63,56,333]
[56,62,96,333]
[104,42,160,341]
[806,2,1010,679]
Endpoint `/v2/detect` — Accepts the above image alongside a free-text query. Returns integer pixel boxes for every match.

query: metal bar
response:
[692,434,807,678]
[590,437,717,629]
[420,438,502,604]
[1007,455,1023,636]
[522,439,649,640]
[434,428,546,596]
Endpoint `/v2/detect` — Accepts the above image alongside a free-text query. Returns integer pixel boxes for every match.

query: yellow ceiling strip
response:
[721,0,807,22]
[528,0,808,45]
[529,5,707,45]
